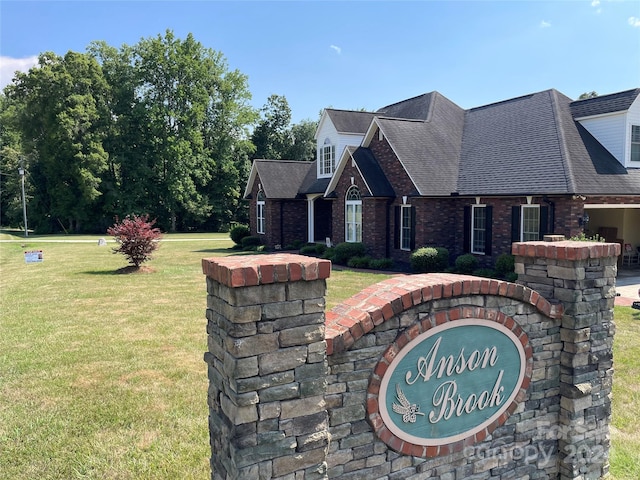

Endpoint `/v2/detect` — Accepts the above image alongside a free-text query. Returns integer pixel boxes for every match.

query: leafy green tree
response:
[285,119,317,161]
[251,94,292,160]
[578,91,598,100]
[101,31,256,231]
[0,94,26,228]
[5,51,110,233]
[251,95,318,162]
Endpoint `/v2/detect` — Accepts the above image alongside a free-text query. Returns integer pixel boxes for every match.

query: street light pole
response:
[18,166,28,237]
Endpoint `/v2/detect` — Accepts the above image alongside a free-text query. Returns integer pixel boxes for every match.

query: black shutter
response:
[539,206,549,238]
[485,206,493,256]
[410,206,416,250]
[394,206,400,249]
[511,206,521,242]
[463,206,471,253]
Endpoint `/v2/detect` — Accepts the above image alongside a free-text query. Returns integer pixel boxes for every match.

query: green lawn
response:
[0,233,637,479]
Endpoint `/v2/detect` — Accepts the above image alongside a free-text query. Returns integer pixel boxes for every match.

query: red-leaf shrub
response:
[107,214,162,267]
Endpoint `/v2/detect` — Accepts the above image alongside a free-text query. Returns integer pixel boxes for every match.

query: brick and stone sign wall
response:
[202,240,619,480]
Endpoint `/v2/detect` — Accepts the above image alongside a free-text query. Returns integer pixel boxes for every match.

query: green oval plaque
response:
[379,319,527,446]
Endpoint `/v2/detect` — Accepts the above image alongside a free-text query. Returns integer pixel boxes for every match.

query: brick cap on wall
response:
[512,240,621,260]
[202,253,331,287]
[325,273,561,355]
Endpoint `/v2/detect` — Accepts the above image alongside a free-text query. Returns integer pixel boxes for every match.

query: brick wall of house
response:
[248,173,307,249]
[330,161,370,246]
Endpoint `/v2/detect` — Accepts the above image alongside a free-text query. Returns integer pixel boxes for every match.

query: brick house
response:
[244,88,640,267]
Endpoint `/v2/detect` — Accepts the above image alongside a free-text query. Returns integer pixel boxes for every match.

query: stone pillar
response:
[513,240,620,480]
[202,254,332,480]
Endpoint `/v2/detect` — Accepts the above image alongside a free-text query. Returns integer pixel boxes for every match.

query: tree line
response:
[0,30,317,233]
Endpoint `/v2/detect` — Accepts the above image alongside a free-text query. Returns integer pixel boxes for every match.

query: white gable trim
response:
[243,161,260,199]
[315,110,331,141]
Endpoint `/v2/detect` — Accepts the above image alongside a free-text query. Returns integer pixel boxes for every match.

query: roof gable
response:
[570,88,640,119]
[325,146,395,198]
[322,109,377,135]
[368,93,465,196]
[376,92,436,121]
[245,159,313,199]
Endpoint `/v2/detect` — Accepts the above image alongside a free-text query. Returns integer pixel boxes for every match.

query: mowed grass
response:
[610,306,640,480]
[0,233,391,479]
[0,232,638,479]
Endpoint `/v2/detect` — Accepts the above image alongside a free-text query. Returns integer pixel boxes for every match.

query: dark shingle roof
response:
[570,88,640,118]
[376,92,437,121]
[324,109,377,134]
[457,89,640,195]
[556,92,640,194]
[299,160,331,195]
[250,88,640,202]
[254,159,313,198]
[377,93,465,195]
[348,146,395,197]
[459,90,571,195]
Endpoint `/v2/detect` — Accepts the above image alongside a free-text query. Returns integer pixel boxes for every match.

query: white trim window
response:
[400,205,412,251]
[521,205,540,241]
[319,138,336,177]
[256,190,265,234]
[345,186,362,243]
[471,205,487,254]
[631,125,640,163]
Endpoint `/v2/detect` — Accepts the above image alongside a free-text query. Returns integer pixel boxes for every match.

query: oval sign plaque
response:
[378,318,528,447]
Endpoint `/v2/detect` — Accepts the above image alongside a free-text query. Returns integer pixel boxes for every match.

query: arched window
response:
[257,190,265,234]
[319,138,336,176]
[345,186,362,243]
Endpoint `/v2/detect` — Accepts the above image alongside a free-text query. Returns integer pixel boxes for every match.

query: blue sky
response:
[1,0,639,123]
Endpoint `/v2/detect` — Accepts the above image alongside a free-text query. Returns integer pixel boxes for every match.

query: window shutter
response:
[511,206,521,243]
[394,206,400,249]
[485,206,493,256]
[410,206,416,250]
[539,206,549,238]
[463,206,471,253]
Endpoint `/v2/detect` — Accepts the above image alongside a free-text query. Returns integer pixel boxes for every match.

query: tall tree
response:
[0,93,26,228]
[251,95,317,162]
[251,94,292,160]
[6,51,110,233]
[128,31,256,231]
[285,119,317,162]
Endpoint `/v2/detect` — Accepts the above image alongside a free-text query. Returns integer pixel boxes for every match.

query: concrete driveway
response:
[615,268,640,306]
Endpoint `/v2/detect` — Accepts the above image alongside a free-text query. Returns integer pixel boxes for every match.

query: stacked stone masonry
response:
[203,241,619,480]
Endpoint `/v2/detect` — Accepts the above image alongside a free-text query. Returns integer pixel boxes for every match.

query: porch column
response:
[307,197,315,244]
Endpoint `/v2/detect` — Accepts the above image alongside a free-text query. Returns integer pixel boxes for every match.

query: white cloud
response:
[591,0,600,7]
[0,56,39,91]
[540,20,551,28]
[629,17,640,27]
[330,45,341,55]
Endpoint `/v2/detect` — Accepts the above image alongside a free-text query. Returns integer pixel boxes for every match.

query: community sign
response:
[378,318,528,447]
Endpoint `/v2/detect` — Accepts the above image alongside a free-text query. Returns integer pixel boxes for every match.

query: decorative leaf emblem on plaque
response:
[392,384,425,423]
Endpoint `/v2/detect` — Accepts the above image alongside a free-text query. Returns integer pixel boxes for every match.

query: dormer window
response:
[632,125,640,163]
[319,138,336,176]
